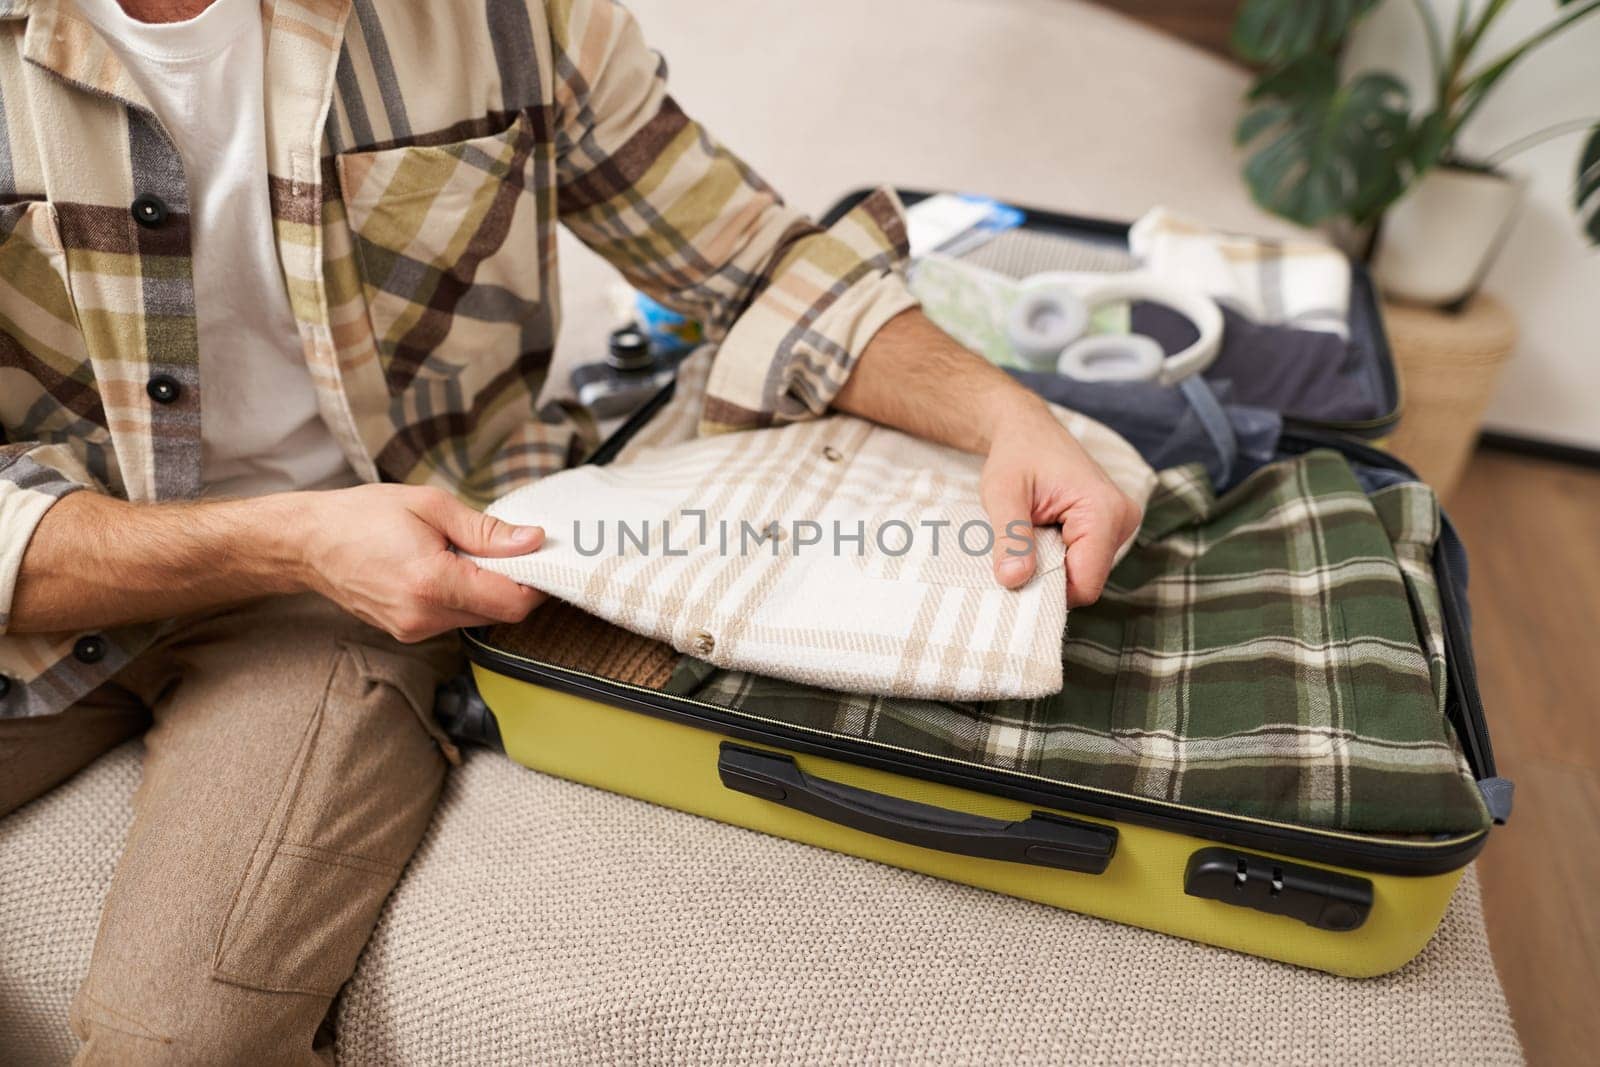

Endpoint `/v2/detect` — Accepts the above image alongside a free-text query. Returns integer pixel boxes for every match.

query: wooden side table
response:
[1382,295,1518,500]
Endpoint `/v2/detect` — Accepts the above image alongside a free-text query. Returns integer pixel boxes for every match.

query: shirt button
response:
[146,374,182,404]
[690,630,716,656]
[131,194,168,228]
[821,446,844,462]
[73,635,107,664]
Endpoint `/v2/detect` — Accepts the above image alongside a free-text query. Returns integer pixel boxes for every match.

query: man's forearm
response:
[10,483,547,643]
[9,491,306,633]
[834,307,1046,454]
[834,305,1140,602]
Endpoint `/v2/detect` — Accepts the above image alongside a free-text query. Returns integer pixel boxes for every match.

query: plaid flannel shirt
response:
[668,451,1488,836]
[0,0,916,718]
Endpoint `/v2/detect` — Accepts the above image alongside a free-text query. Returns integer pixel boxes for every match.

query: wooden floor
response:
[1445,449,1600,1067]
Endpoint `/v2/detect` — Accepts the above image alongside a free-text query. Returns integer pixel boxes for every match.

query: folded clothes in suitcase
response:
[471,403,1159,701]
[461,193,1505,978]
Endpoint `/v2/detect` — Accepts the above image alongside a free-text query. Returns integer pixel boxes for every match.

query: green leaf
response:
[1236,66,1413,226]
[1409,111,1451,174]
[1577,123,1600,245]
[1235,103,1289,146]
[1231,0,1380,65]
[1247,54,1341,103]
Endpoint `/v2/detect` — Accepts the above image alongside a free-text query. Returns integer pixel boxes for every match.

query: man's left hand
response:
[835,307,1138,607]
[978,398,1140,606]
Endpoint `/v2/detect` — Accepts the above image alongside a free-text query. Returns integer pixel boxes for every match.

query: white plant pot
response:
[1371,165,1524,307]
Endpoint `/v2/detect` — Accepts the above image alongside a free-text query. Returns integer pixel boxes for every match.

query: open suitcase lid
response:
[819,187,1403,440]
[595,189,1406,469]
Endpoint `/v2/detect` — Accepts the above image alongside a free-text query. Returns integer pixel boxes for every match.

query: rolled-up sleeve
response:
[551,0,918,434]
[0,443,87,634]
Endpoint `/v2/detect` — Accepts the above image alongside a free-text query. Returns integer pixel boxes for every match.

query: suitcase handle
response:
[717,744,1116,874]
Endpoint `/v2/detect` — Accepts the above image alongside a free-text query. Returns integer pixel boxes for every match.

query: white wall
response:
[1350,2,1600,450]
[560,0,1598,448]
[556,0,1303,370]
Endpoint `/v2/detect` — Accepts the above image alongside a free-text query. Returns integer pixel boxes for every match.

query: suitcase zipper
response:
[462,630,1488,877]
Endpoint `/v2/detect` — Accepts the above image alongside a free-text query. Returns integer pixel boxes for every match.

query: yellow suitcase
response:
[462,195,1505,977]
[464,601,1497,979]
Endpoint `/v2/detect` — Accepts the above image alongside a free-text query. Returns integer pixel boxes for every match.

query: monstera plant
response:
[1232,0,1600,303]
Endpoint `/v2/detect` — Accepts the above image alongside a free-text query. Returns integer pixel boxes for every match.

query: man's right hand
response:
[10,484,548,641]
[297,485,546,642]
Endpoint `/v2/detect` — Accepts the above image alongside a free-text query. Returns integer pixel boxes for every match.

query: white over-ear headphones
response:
[1005,271,1223,386]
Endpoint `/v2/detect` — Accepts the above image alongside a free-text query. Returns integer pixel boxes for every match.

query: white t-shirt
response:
[77,0,357,498]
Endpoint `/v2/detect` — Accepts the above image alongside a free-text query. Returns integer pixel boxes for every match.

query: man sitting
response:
[0,0,1135,1061]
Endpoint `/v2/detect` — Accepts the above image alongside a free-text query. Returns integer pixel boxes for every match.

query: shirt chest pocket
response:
[334,111,550,395]
[0,199,118,487]
[0,199,91,377]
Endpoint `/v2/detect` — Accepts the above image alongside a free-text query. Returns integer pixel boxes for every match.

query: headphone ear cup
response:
[1070,273,1225,386]
[1057,333,1166,382]
[1005,286,1089,369]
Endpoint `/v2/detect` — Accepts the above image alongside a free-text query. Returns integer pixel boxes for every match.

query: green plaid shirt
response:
[667,451,1488,836]
[0,0,914,718]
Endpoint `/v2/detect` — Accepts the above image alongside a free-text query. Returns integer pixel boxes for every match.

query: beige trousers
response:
[0,594,462,1066]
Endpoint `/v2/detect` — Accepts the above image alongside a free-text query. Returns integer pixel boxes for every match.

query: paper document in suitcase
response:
[472,408,1156,702]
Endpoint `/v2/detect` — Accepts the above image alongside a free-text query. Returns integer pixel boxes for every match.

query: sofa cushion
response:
[0,743,1523,1065]
[334,749,1523,1064]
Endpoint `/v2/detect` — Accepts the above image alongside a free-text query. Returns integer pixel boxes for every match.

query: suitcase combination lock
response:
[1183,848,1373,932]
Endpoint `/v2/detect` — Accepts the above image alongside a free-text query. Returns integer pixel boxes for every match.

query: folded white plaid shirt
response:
[476,368,1156,700]
[1129,207,1351,337]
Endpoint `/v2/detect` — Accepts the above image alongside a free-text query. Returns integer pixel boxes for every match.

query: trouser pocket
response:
[211,640,451,996]
[346,639,463,764]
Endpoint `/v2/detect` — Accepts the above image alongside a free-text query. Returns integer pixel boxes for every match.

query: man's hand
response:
[834,308,1138,607]
[10,484,547,641]
[297,485,546,642]
[979,399,1140,606]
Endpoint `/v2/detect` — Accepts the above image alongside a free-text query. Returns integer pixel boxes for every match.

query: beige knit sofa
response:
[0,2,1522,1062]
[1,743,1521,1065]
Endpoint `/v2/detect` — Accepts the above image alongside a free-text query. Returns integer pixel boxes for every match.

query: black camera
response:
[569,323,680,420]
